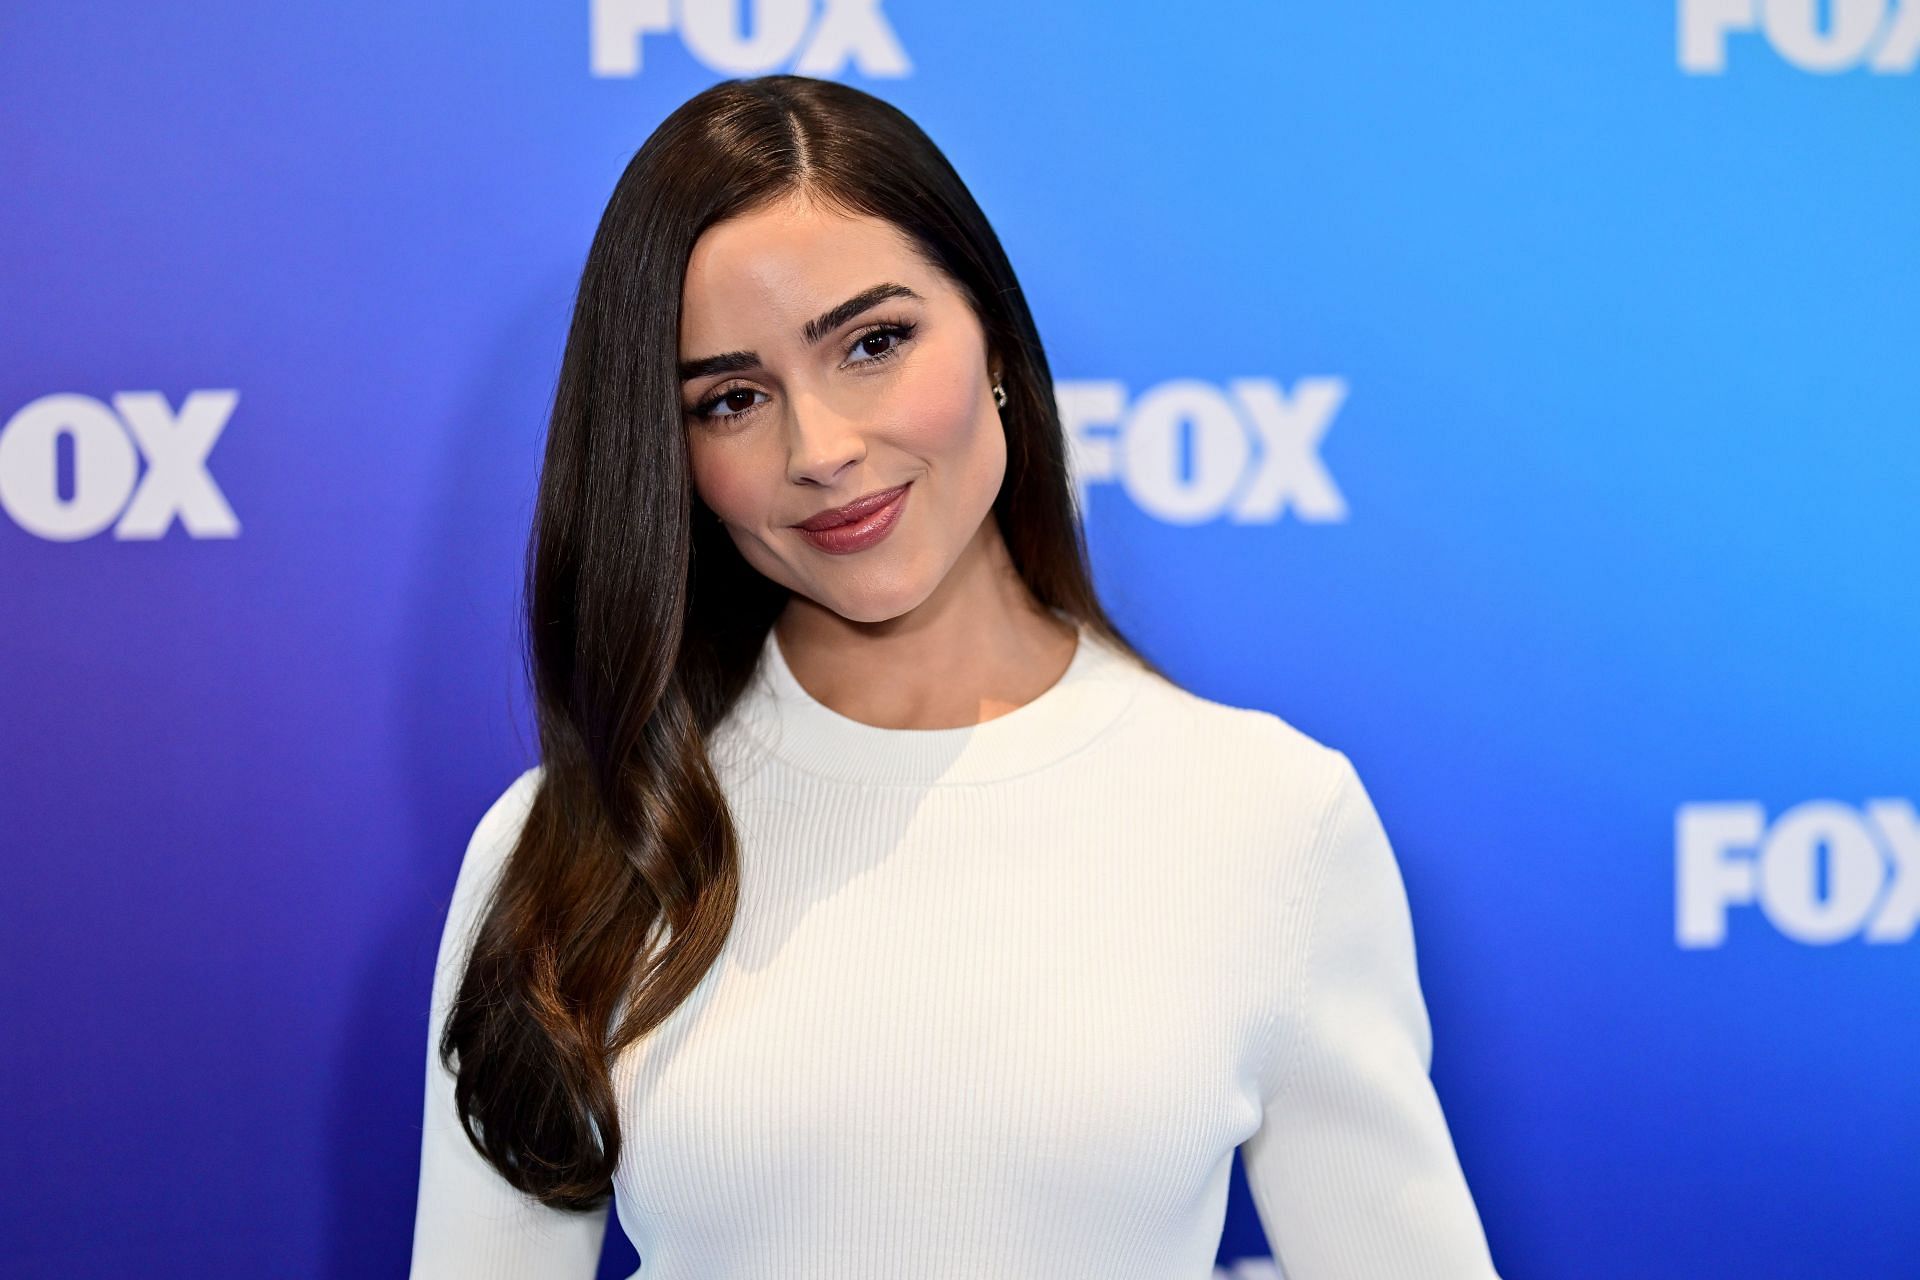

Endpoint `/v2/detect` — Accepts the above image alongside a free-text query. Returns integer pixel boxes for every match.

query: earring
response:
[992,380,1008,409]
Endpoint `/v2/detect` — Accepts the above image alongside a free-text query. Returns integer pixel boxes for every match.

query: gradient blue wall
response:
[3,2,1915,1276]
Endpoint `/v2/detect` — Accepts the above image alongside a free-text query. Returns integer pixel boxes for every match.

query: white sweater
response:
[410,619,1500,1279]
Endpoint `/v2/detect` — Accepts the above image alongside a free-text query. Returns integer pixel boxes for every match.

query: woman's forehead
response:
[680,204,942,343]
[687,202,919,294]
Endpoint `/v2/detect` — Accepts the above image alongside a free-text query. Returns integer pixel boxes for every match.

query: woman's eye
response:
[692,324,913,420]
[699,387,767,420]
[846,324,913,365]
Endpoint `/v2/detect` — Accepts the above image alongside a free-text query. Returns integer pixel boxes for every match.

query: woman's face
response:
[678,192,1005,625]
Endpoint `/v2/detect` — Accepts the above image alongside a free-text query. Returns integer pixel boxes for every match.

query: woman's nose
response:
[783,387,865,486]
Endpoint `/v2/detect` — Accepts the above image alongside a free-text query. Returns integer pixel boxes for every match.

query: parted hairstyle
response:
[440,73,1165,1210]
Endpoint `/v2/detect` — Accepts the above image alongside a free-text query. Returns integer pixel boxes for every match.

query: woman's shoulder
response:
[450,765,545,891]
[479,764,544,836]
[1116,675,1369,926]
[1127,664,1349,805]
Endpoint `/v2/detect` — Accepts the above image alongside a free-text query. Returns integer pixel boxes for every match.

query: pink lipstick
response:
[793,483,911,555]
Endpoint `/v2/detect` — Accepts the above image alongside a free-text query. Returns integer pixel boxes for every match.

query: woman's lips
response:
[793,482,911,554]
[795,483,912,531]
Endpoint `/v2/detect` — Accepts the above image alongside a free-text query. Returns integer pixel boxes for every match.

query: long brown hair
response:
[441,73,1167,1211]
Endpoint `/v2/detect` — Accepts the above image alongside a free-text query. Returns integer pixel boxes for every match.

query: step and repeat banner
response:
[3,3,1914,1276]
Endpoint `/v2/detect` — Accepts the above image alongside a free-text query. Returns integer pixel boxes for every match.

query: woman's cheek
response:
[687,437,763,527]
[894,353,986,453]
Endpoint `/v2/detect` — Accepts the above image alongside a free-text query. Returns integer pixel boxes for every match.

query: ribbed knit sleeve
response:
[1240,750,1500,1278]
[409,768,610,1279]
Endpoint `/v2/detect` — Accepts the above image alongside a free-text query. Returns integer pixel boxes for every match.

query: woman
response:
[410,74,1500,1279]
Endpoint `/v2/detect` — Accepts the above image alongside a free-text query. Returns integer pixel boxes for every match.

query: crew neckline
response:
[723,615,1149,786]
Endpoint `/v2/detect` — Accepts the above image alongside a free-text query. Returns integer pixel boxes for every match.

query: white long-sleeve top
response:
[410,619,1500,1279]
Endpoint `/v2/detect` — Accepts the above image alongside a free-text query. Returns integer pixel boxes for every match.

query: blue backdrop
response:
[3,3,1915,1276]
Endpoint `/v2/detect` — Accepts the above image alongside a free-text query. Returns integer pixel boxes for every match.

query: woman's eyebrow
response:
[678,281,924,381]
